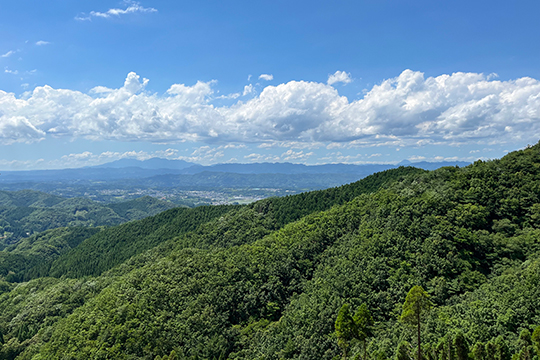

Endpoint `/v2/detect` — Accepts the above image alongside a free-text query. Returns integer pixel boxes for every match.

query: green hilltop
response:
[0,145,539,359]
[0,192,178,245]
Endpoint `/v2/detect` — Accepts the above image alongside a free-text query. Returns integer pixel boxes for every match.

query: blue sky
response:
[1,0,540,169]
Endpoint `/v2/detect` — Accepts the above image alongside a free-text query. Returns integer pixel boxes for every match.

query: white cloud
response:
[4,68,18,75]
[257,141,323,149]
[259,74,273,81]
[181,145,225,164]
[0,159,45,170]
[216,92,240,100]
[244,153,281,163]
[316,152,382,164]
[223,144,247,149]
[243,84,254,96]
[1,70,540,147]
[90,86,114,94]
[75,1,157,21]
[281,149,314,161]
[327,71,352,85]
[1,50,16,58]
[35,41,50,46]
[49,148,184,169]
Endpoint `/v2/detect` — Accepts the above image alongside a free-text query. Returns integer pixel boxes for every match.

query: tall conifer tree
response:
[400,286,433,360]
[354,303,374,360]
[335,304,357,359]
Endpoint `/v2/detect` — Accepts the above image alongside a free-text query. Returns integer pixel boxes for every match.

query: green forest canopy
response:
[0,192,177,245]
[0,144,539,359]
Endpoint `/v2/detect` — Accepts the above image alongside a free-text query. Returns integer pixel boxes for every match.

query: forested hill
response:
[0,145,539,359]
[22,166,421,280]
[0,191,177,244]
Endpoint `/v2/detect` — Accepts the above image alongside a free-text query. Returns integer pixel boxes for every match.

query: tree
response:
[423,344,435,360]
[446,336,453,360]
[400,286,433,360]
[518,330,533,360]
[472,342,486,360]
[435,339,447,360]
[453,332,468,360]
[494,336,511,360]
[485,340,497,360]
[354,303,374,360]
[396,341,412,360]
[336,304,357,359]
[532,326,540,358]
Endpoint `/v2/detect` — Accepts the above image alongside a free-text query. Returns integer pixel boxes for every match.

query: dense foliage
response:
[254,166,423,228]
[0,192,177,245]
[25,167,415,280]
[0,145,539,359]
[47,204,240,278]
[0,227,101,282]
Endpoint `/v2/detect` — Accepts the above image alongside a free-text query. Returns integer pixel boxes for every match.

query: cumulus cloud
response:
[317,152,370,164]
[45,148,183,169]
[35,41,50,46]
[259,74,273,81]
[183,146,225,164]
[244,153,281,162]
[327,71,352,85]
[243,84,254,96]
[75,1,157,21]
[90,86,114,94]
[1,70,540,146]
[223,144,247,149]
[243,149,314,163]
[281,149,314,161]
[216,92,240,100]
[258,141,323,149]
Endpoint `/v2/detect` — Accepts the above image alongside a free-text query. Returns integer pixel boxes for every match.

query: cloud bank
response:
[1,70,540,146]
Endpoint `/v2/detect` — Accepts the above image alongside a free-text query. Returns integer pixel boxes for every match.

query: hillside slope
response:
[45,166,420,279]
[0,145,539,359]
[0,192,177,244]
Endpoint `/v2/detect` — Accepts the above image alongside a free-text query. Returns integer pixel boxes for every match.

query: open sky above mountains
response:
[1,0,540,170]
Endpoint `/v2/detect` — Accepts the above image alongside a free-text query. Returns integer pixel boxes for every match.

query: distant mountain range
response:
[0,158,470,184]
[92,158,195,170]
